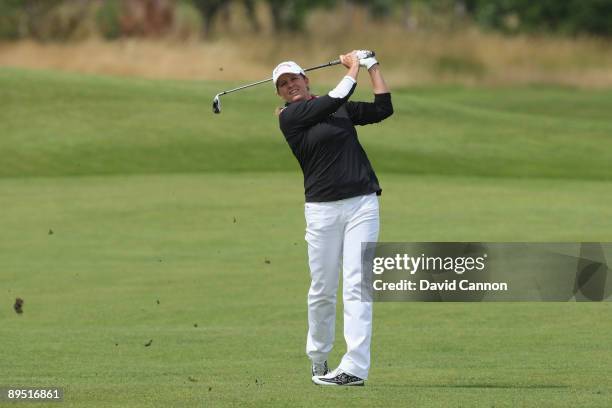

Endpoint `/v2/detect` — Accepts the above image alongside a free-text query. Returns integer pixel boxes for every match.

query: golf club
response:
[212,51,375,114]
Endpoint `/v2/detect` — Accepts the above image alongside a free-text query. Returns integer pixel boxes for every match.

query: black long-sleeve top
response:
[278,79,393,202]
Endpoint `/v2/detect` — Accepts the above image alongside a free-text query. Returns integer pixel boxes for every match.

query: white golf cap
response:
[272,61,305,88]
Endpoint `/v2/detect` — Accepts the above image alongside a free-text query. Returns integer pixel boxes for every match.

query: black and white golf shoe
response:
[312,368,364,386]
[311,361,329,377]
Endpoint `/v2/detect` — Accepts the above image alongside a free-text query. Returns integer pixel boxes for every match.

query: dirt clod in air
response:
[14,298,24,314]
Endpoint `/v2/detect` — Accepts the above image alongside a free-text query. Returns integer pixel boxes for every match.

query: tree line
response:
[1,0,611,41]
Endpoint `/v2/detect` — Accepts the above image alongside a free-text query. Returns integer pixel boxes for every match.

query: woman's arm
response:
[367,64,389,94]
[345,61,393,125]
[340,52,360,82]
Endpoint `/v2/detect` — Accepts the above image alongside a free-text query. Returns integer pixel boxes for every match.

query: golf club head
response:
[212,94,221,114]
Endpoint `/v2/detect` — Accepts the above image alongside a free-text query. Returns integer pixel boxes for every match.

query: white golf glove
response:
[360,57,378,70]
[355,50,378,70]
[355,50,372,59]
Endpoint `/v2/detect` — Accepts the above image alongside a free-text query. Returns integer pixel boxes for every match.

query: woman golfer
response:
[273,50,393,386]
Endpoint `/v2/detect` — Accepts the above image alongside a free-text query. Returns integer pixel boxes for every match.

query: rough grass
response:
[1,68,611,406]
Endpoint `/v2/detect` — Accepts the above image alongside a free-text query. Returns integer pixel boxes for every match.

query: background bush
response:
[1,0,611,42]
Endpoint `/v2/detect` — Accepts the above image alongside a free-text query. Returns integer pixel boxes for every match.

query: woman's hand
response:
[340,51,360,69]
[340,50,360,82]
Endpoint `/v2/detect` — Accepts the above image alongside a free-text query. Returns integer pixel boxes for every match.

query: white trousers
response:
[304,193,379,379]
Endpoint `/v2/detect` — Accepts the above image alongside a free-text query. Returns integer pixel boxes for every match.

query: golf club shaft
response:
[217,60,341,97]
[304,59,341,73]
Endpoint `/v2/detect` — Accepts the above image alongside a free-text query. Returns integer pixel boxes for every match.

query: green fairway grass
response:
[1,68,611,407]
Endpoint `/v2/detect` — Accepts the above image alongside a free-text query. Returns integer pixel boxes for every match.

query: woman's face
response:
[276,73,310,103]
